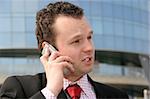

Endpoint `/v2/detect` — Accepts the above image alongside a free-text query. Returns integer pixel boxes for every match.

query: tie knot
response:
[66,84,82,99]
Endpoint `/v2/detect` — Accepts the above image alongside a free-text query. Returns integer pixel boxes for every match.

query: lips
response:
[81,56,93,64]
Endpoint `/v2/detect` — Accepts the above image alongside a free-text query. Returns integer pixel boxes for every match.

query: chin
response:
[83,66,93,74]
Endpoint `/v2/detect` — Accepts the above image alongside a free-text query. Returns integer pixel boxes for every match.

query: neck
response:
[65,74,84,82]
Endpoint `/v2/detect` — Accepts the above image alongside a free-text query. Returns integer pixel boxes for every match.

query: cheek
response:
[66,50,80,61]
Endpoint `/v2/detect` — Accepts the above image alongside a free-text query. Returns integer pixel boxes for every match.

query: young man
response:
[0,1,128,99]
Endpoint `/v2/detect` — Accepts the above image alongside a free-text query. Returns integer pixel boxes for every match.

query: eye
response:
[88,35,92,40]
[73,39,80,43]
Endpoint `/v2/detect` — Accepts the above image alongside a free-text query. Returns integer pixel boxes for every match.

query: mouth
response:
[82,56,93,62]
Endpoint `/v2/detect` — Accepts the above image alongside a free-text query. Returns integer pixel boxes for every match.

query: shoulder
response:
[3,72,45,87]
[88,75,129,98]
[0,73,46,98]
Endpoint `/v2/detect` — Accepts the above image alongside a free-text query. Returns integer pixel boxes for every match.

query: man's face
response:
[54,16,95,77]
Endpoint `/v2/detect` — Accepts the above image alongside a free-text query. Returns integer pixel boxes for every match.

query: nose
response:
[82,39,94,53]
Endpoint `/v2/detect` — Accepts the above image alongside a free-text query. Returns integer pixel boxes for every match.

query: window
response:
[113,4,123,19]
[12,17,25,32]
[123,7,133,21]
[114,19,124,36]
[103,19,114,35]
[124,21,133,38]
[0,17,11,32]
[12,0,25,13]
[92,19,103,35]
[25,0,38,13]
[101,2,113,17]
[26,32,37,48]
[0,0,11,14]
[79,1,90,16]
[90,1,101,16]
[25,16,35,32]
[12,32,26,48]
[0,33,11,48]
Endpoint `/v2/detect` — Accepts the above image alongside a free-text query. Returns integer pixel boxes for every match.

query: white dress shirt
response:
[41,74,96,99]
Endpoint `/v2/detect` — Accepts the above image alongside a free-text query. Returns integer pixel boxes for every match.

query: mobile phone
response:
[42,42,57,55]
[42,42,70,75]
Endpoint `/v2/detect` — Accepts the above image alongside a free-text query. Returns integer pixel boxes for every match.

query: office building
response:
[0,0,149,98]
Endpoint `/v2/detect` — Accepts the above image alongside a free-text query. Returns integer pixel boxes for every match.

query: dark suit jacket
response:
[0,73,128,99]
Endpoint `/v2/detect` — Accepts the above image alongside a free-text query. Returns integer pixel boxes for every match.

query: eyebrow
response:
[69,30,93,41]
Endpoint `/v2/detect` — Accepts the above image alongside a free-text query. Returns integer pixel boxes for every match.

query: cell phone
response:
[42,42,57,55]
[42,42,70,76]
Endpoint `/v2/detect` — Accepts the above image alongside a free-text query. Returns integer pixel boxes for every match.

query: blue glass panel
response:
[12,32,26,48]
[0,0,11,14]
[112,0,123,6]
[0,33,11,48]
[124,21,133,38]
[92,19,103,35]
[133,24,145,40]
[103,19,114,35]
[90,1,101,16]
[99,64,122,75]
[79,1,90,16]
[38,1,48,9]
[26,32,37,48]
[103,36,114,49]
[122,0,133,7]
[14,58,27,64]
[134,39,143,52]
[12,17,25,32]
[114,36,125,51]
[132,0,139,9]
[141,11,149,24]
[132,9,141,23]
[139,0,149,10]
[25,0,38,13]
[140,27,149,40]
[25,16,35,32]
[123,6,133,21]
[140,40,149,53]
[12,0,25,13]
[93,34,104,49]
[101,2,113,17]
[113,4,123,19]
[114,19,124,36]
[0,58,13,73]
[124,37,134,52]
[0,17,11,32]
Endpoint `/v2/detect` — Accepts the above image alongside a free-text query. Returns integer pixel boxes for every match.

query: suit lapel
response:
[57,89,67,99]
[87,75,101,98]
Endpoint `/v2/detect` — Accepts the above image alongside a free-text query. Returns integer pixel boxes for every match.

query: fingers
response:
[40,46,60,65]
[58,61,74,73]
[40,49,74,73]
[52,55,73,64]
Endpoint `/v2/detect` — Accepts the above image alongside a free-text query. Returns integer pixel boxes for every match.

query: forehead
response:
[53,16,92,36]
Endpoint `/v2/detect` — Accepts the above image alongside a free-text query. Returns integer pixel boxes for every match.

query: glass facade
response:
[0,0,150,98]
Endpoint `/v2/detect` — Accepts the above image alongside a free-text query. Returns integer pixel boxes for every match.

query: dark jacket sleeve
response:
[0,76,46,99]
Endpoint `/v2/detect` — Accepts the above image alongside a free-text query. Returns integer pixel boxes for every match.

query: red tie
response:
[66,84,82,99]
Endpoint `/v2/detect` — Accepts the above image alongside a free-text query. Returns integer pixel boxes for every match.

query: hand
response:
[40,46,74,96]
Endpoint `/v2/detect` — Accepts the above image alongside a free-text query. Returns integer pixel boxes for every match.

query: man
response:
[0,1,128,99]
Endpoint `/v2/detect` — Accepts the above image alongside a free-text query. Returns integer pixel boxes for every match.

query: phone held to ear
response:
[42,42,70,76]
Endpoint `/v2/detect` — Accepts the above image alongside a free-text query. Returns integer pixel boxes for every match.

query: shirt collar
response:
[63,74,94,97]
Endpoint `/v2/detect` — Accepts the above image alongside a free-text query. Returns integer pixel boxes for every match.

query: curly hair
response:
[35,1,84,51]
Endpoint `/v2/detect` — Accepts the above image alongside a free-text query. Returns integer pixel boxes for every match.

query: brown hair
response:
[35,1,84,51]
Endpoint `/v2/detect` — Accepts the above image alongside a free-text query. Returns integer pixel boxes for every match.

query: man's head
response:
[35,1,83,51]
[36,1,95,78]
